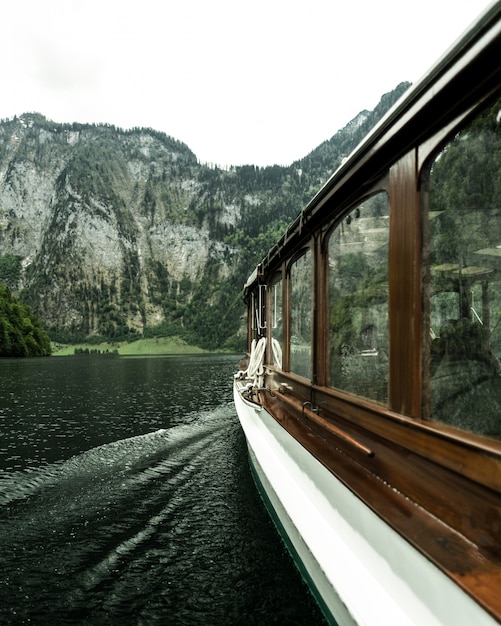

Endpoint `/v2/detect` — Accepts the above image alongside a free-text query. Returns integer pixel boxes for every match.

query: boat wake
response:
[0,403,249,624]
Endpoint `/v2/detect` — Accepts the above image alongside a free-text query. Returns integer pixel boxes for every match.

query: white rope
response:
[235,337,283,390]
[271,338,282,369]
[247,337,266,387]
[235,337,267,388]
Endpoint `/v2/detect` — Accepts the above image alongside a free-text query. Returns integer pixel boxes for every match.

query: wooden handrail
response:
[276,391,374,458]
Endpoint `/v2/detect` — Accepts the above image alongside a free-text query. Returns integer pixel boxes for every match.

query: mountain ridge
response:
[0,82,410,350]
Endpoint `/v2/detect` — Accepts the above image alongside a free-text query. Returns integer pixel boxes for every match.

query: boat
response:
[233,3,501,624]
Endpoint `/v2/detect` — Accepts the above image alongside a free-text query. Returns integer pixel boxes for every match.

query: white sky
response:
[0,0,494,167]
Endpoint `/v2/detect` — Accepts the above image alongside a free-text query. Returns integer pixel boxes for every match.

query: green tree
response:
[0,285,52,356]
[0,254,22,289]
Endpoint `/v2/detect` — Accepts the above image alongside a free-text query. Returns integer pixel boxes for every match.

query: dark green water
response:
[0,354,326,625]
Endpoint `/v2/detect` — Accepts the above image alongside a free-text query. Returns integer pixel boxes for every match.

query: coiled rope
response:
[235,336,283,391]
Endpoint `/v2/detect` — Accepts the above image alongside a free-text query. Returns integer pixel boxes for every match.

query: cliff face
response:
[0,116,242,345]
[0,83,410,349]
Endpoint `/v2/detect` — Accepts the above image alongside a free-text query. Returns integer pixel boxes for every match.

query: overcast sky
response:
[0,0,494,167]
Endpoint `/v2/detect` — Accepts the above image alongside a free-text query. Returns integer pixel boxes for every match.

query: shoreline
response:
[51,336,209,357]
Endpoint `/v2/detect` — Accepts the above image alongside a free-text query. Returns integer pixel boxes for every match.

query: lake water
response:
[0,354,327,625]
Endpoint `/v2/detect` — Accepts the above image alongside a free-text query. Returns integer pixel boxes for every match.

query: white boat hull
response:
[234,382,498,626]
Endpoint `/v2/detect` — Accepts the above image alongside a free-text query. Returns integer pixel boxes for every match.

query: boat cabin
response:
[237,3,501,623]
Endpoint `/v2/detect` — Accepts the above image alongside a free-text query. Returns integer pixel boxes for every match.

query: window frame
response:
[287,245,315,380]
[419,92,501,438]
[267,270,284,371]
[323,190,391,404]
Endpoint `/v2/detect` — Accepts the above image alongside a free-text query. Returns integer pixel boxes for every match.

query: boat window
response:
[422,96,501,437]
[249,290,258,345]
[327,193,389,403]
[270,275,283,368]
[290,250,313,379]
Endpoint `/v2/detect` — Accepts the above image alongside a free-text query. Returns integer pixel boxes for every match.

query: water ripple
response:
[0,357,326,625]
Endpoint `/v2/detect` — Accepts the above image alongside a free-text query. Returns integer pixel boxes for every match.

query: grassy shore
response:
[51,336,207,356]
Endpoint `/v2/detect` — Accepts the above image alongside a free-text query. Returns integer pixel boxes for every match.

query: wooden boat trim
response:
[255,384,501,620]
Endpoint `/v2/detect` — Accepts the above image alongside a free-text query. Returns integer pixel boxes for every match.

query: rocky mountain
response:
[0,82,410,350]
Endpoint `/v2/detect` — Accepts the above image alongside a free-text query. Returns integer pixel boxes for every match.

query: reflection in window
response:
[290,251,312,379]
[328,193,389,403]
[271,277,283,368]
[423,97,501,437]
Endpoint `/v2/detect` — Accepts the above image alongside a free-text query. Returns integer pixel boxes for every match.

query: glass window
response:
[249,291,258,344]
[290,250,313,379]
[328,193,389,403]
[423,96,501,437]
[270,276,283,368]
